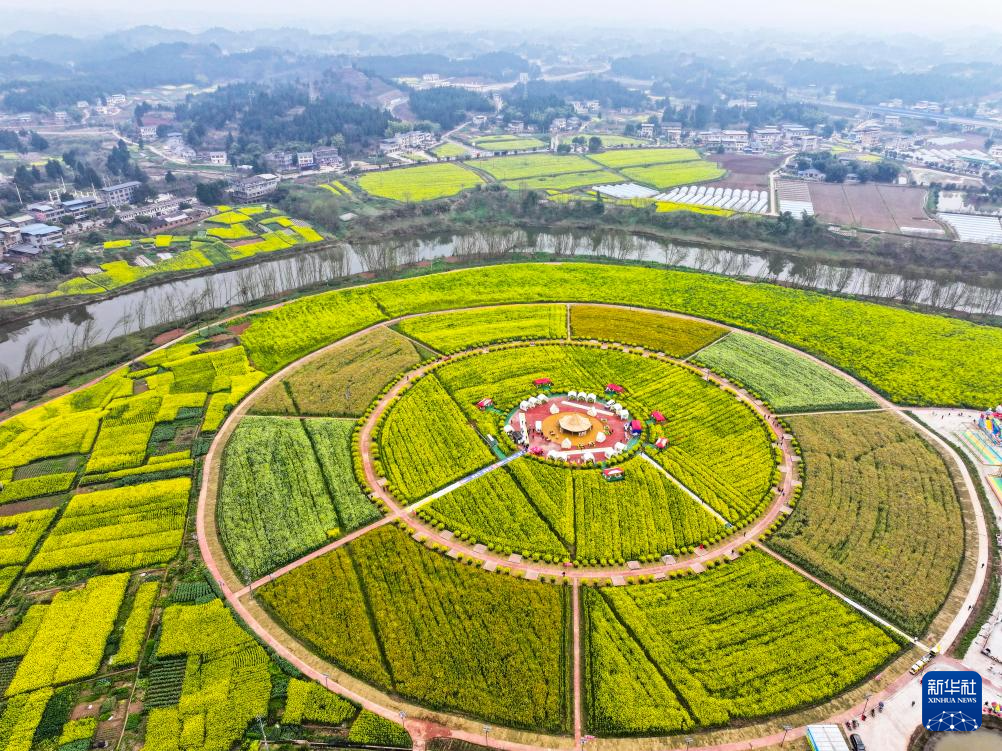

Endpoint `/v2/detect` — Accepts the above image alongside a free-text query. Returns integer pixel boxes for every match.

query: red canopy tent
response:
[533,377,553,387]
[605,383,624,394]
[651,411,666,423]
[476,398,494,410]
[630,419,643,435]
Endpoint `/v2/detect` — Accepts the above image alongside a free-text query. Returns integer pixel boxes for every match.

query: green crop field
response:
[394,304,567,353]
[586,148,702,168]
[234,263,1002,407]
[583,550,905,735]
[422,456,724,562]
[502,170,625,191]
[377,374,496,501]
[250,327,424,416]
[570,305,727,357]
[423,344,776,524]
[771,413,964,633]
[356,163,484,201]
[219,416,379,580]
[471,135,549,152]
[147,600,271,751]
[258,526,571,731]
[695,332,878,413]
[622,161,726,189]
[431,142,469,158]
[474,154,600,181]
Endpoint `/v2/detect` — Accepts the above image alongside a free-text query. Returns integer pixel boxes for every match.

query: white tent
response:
[527,397,539,408]
[549,404,560,415]
[587,393,597,403]
[537,393,549,402]
[568,390,578,399]
[561,438,572,449]
[582,452,595,463]
[596,432,606,442]
[621,410,630,420]
[587,407,598,417]
[519,400,530,411]
[548,450,559,459]
[614,441,626,451]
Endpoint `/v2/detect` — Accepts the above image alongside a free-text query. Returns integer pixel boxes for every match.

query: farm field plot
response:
[709,153,783,189]
[502,170,624,191]
[583,550,904,735]
[337,263,1002,406]
[149,600,271,751]
[250,327,424,416]
[0,509,56,566]
[219,417,379,580]
[394,304,567,353]
[421,466,570,558]
[427,344,776,523]
[356,163,484,201]
[569,305,726,357]
[474,154,600,181]
[586,148,702,168]
[239,285,388,373]
[808,183,940,234]
[258,526,571,731]
[423,456,724,562]
[621,161,725,190]
[471,135,549,152]
[431,142,469,158]
[27,478,189,573]
[771,413,963,634]
[695,332,878,413]
[1,573,128,696]
[377,374,495,501]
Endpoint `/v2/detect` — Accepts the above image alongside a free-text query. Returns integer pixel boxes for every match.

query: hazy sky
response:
[1,0,1000,35]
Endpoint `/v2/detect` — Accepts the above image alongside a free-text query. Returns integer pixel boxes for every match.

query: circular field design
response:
[208,301,971,747]
[375,343,779,564]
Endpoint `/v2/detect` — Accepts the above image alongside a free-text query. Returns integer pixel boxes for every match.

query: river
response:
[2,230,1001,377]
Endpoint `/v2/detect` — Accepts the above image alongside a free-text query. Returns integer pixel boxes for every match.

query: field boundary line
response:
[639,452,731,527]
[406,451,526,512]
[572,578,582,750]
[682,330,730,363]
[238,513,399,595]
[388,324,444,357]
[761,546,928,649]
[778,407,889,417]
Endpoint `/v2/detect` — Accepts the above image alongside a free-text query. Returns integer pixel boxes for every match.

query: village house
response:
[662,122,683,143]
[312,147,343,168]
[230,174,281,201]
[100,181,142,207]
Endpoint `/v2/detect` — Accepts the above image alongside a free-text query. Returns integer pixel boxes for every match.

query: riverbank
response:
[4,191,1002,326]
